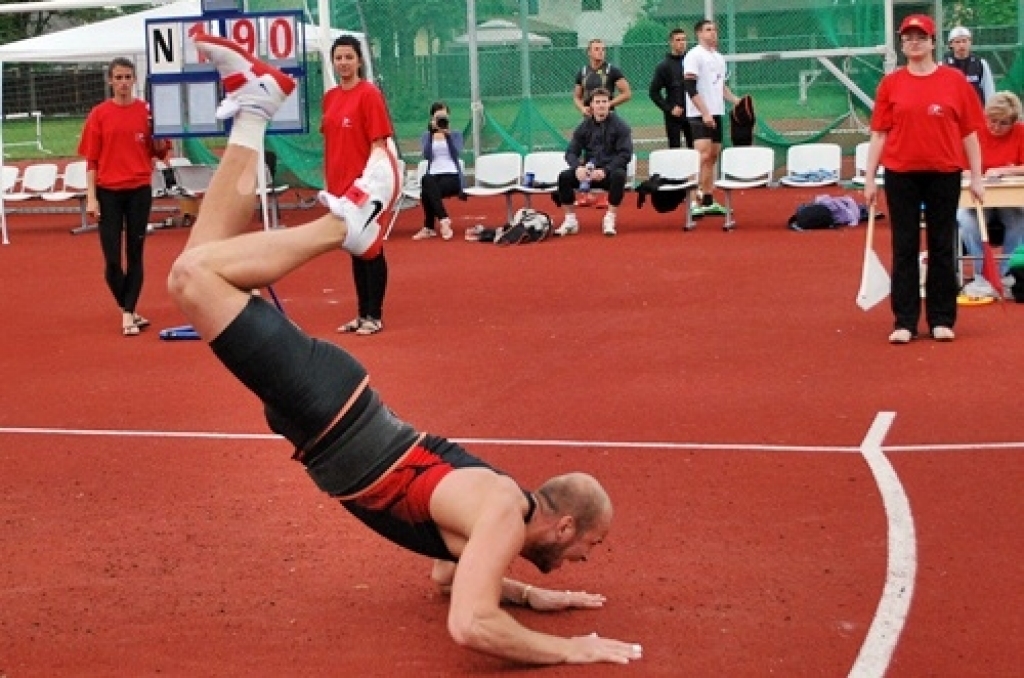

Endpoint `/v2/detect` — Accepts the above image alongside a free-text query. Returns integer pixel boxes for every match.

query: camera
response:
[435,115,449,130]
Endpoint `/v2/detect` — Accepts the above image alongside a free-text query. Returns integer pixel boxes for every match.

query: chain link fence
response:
[1,0,1021,187]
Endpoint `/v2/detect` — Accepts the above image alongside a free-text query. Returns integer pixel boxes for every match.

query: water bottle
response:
[579,161,595,192]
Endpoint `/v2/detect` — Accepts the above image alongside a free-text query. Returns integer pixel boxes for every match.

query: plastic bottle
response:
[579,161,595,192]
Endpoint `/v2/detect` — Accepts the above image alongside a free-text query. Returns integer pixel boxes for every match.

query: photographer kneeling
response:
[414,101,466,241]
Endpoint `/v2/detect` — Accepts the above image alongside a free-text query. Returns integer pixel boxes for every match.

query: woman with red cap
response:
[863,14,985,344]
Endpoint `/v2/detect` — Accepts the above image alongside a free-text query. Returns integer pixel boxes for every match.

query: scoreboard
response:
[146,8,308,138]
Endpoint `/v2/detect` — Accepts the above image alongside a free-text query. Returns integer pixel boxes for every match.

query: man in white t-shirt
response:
[683,19,740,218]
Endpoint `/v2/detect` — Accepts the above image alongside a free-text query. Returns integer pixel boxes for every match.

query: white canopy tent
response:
[453,19,551,48]
[0,0,364,243]
[0,0,365,74]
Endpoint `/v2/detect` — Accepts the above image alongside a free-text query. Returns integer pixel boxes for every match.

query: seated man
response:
[554,88,633,237]
[166,34,643,666]
[957,91,1024,298]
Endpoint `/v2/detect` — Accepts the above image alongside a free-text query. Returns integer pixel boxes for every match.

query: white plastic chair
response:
[647,148,700,230]
[778,143,842,187]
[714,146,775,231]
[42,160,90,231]
[5,163,58,201]
[464,152,522,223]
[2,166,20,194]
[516,151,568,208]
[850,141,883,187]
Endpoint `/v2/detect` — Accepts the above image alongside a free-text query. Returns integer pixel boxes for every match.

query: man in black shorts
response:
[167,34,643,667]
[683,19,740,218]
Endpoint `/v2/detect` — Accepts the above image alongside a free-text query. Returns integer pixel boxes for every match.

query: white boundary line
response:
[848,412,916,678]
[1,426,1022,453]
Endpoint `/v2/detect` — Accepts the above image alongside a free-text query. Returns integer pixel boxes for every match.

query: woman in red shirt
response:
[863,15,984,344]
[320,36,396,336]
[79,58,169,336]
[958,91,1024,298]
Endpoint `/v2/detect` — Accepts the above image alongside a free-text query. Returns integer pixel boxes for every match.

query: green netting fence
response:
[2,0,1022,187]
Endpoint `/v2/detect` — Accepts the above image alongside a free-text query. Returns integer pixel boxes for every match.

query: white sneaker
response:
[554,215,579,237]
[319,147,401,259]
[962,277,997,298]
[602,212,617,236]
[193,35,296,120]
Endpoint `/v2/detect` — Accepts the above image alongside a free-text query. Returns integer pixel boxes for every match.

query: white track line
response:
[1,426,1022,453]
[849,412,917,678]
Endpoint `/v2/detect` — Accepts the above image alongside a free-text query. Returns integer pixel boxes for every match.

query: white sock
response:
[228,111,267,151]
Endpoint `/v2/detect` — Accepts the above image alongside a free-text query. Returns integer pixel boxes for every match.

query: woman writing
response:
[79,57,170,336]
[957,91,1024,298]
[412,101,465,241]
[320,35,398,336]
[863,14,984,344]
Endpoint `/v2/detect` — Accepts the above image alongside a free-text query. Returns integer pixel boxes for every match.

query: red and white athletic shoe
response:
[193,34,295,121]
[319,146,401,259]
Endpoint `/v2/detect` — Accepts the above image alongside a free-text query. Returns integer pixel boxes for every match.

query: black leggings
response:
[420,173,461,229]
[351,252,387,320]
[883,169,961,332]
[96,185,152,313]
[664,114,694,149]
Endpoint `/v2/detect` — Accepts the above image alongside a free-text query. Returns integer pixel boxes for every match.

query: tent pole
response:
[1,62,8,245]
[467,0,481,161]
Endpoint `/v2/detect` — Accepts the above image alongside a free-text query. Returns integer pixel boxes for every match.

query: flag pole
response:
[973,200,1005,299]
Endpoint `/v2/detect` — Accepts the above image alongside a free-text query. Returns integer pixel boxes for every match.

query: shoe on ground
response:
[602,213,617,236]
[594,194,609,209]
[554,216,579,237]
[962,277,997,298]
[690,202,707,218]
[355,318,383,336]
[574,193,593,207]
[931,326,955,342]
[412,227,436,240]
[704,201,728,216]
[439,218,454,240]
[888,328,914,344]
[193,35,296,120]
[337,317,366,333]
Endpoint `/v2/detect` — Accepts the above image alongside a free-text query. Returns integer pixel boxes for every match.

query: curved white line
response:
[849,412,917,678]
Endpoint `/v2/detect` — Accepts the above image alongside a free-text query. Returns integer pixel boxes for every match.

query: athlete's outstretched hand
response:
[526,586,606,612]
[566,632,643,665]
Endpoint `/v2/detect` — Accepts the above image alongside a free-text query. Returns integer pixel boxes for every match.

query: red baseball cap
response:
[899,14,936,37]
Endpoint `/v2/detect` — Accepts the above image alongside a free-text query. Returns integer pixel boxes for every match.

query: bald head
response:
[537,472,612,534]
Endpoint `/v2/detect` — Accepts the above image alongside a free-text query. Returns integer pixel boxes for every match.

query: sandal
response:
[412,227,437,241]
[355,318,383,336]
[123,323,141,337]
[337,317,365,333]
[132,314,151,329]
[439,218,454,240]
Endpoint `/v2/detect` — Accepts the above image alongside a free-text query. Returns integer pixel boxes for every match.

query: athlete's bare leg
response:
[167,36,349,340]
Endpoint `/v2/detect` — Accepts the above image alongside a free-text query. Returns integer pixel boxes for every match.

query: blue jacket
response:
[565,113,633,174]
[420,130,465,188]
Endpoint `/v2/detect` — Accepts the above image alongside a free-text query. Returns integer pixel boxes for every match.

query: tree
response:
[944,0,1017,29]
[622,17,669,45]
